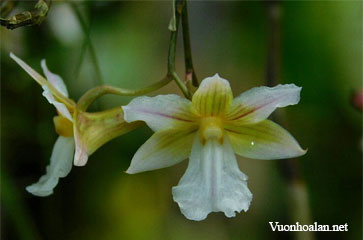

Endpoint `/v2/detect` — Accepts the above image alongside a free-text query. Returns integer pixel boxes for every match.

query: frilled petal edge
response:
[172,134,252,221]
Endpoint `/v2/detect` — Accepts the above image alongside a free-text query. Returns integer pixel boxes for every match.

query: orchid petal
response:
[226,84,301,124]
[172,134,252,221]
[42,85,73,122]
[126,128,197,174]
[191,74,233,117]
[41,59,69,97]
[225,120,306,160]
[122,94,196,132]
[26,136,74,197]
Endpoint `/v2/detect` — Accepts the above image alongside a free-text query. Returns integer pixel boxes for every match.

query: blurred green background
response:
[1,1,362,240]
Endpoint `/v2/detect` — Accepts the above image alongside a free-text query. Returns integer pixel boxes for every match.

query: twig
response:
[168,0,192,99]
[0,0,50,30]
[181,1,198,87]
[77,0,193,111]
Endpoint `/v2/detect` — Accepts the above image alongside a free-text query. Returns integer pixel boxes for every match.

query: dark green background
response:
[1,1,361,240]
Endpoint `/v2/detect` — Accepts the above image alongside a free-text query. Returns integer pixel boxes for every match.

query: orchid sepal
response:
[10,52,75,113]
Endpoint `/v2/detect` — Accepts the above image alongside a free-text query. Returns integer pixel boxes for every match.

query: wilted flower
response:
[122,74,306,221]
[10,53,141,196]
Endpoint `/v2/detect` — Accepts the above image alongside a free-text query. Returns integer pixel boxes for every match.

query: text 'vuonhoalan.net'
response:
[269,222,348,232]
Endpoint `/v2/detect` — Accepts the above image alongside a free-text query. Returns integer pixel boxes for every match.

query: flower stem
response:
[77,76,171,111]
[168,0,192,99]
[181,1,198,87]
[77,0,195,111]
[266,2,314,240]
[170,71,191,99]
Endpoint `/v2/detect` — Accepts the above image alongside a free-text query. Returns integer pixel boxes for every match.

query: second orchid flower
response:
[10,53,141,196]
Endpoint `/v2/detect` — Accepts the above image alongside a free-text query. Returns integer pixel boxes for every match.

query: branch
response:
[0,0,50,30]
[167,0,192,99]
[181,1,198,88]
[77,0,195,110]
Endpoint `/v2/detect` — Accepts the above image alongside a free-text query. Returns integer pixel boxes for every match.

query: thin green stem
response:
[70,2,103,85]
[181,1,198,87]
[170,71,191,99]
[167,9,178,73]
[167,0,192,99]
[167,0,184,73]
[77,76,171,111]
[77,0,193,110]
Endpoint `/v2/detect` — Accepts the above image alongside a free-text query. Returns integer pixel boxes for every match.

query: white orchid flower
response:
[10,53,141,196]
[10,52,76,196]
[122,74,306,221]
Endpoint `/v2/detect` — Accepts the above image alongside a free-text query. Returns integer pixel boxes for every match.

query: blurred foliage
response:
[1,1,362,240]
